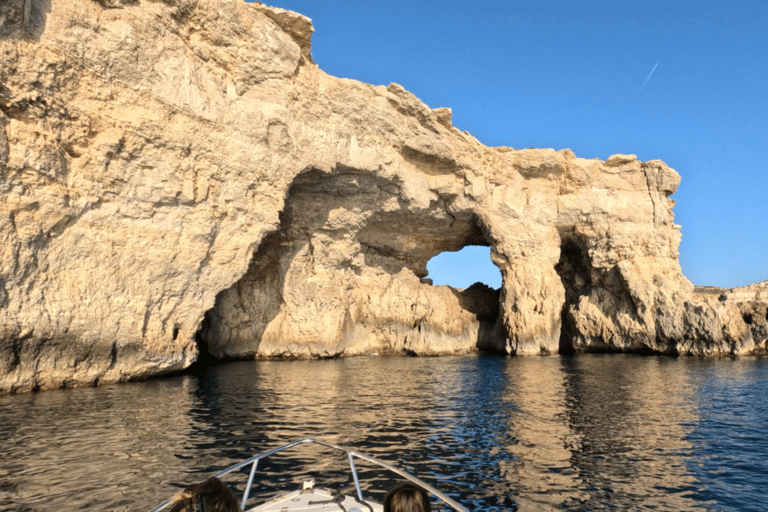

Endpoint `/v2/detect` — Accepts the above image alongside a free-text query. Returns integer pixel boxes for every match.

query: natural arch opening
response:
[425,245,502,290]
[422,240,505,354]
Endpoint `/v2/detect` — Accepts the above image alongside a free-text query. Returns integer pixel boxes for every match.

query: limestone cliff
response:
[1,0,765,393]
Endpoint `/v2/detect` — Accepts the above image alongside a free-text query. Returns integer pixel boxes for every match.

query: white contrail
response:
[638,62,659,95]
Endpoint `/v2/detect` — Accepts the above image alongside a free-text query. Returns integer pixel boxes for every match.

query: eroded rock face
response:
[1,0,765,393]
[199,168,504,359]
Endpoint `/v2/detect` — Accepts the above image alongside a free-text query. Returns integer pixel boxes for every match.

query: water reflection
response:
[503,356,585,511]
[0,354,766,511]
[683,358,768,511]
[561,356,703,510]
[0,377,200,511]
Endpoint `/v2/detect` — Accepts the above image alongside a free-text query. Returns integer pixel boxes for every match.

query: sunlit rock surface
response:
[1,0,766,392]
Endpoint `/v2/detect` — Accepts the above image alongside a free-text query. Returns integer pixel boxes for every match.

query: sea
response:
[1,353,766,511]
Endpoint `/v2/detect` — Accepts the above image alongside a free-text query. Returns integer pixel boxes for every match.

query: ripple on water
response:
[0,354,767,511]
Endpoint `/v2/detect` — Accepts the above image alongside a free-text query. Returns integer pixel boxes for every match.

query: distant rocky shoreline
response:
[1,0,766,394]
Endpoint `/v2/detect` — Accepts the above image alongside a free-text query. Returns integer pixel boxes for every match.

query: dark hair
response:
[383,482,432,512]
[168,477,241,512]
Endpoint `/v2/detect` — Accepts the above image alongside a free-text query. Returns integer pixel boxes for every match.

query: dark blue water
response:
[0,354,766,511]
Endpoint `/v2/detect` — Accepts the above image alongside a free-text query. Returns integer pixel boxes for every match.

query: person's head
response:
[383,482,432,512]
[168,477,241,512]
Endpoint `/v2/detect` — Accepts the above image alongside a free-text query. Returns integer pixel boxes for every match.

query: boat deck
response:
[249,487,383,512]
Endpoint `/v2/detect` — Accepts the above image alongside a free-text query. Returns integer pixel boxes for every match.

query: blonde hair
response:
[383,482,432,512]
[168,477,241,512]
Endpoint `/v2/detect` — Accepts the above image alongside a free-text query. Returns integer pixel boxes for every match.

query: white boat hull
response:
[250,487,383,512]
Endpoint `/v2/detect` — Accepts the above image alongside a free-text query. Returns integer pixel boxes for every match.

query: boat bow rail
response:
[149,438,470,512]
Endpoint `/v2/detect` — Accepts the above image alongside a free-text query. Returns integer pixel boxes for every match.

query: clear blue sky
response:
[259,1,767,289]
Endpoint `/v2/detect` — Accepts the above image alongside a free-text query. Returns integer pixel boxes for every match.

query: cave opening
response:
[191,311,216,373]
[555,234,593,354]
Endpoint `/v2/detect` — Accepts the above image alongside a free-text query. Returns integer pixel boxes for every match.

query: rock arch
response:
[2,0,765,393]
[197,165,506,359]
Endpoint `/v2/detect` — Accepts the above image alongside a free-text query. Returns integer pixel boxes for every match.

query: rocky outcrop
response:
[1,0,766,393]
[705,281,768,353]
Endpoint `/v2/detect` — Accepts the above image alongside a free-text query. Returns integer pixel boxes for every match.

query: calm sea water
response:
[1,354,767,511]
